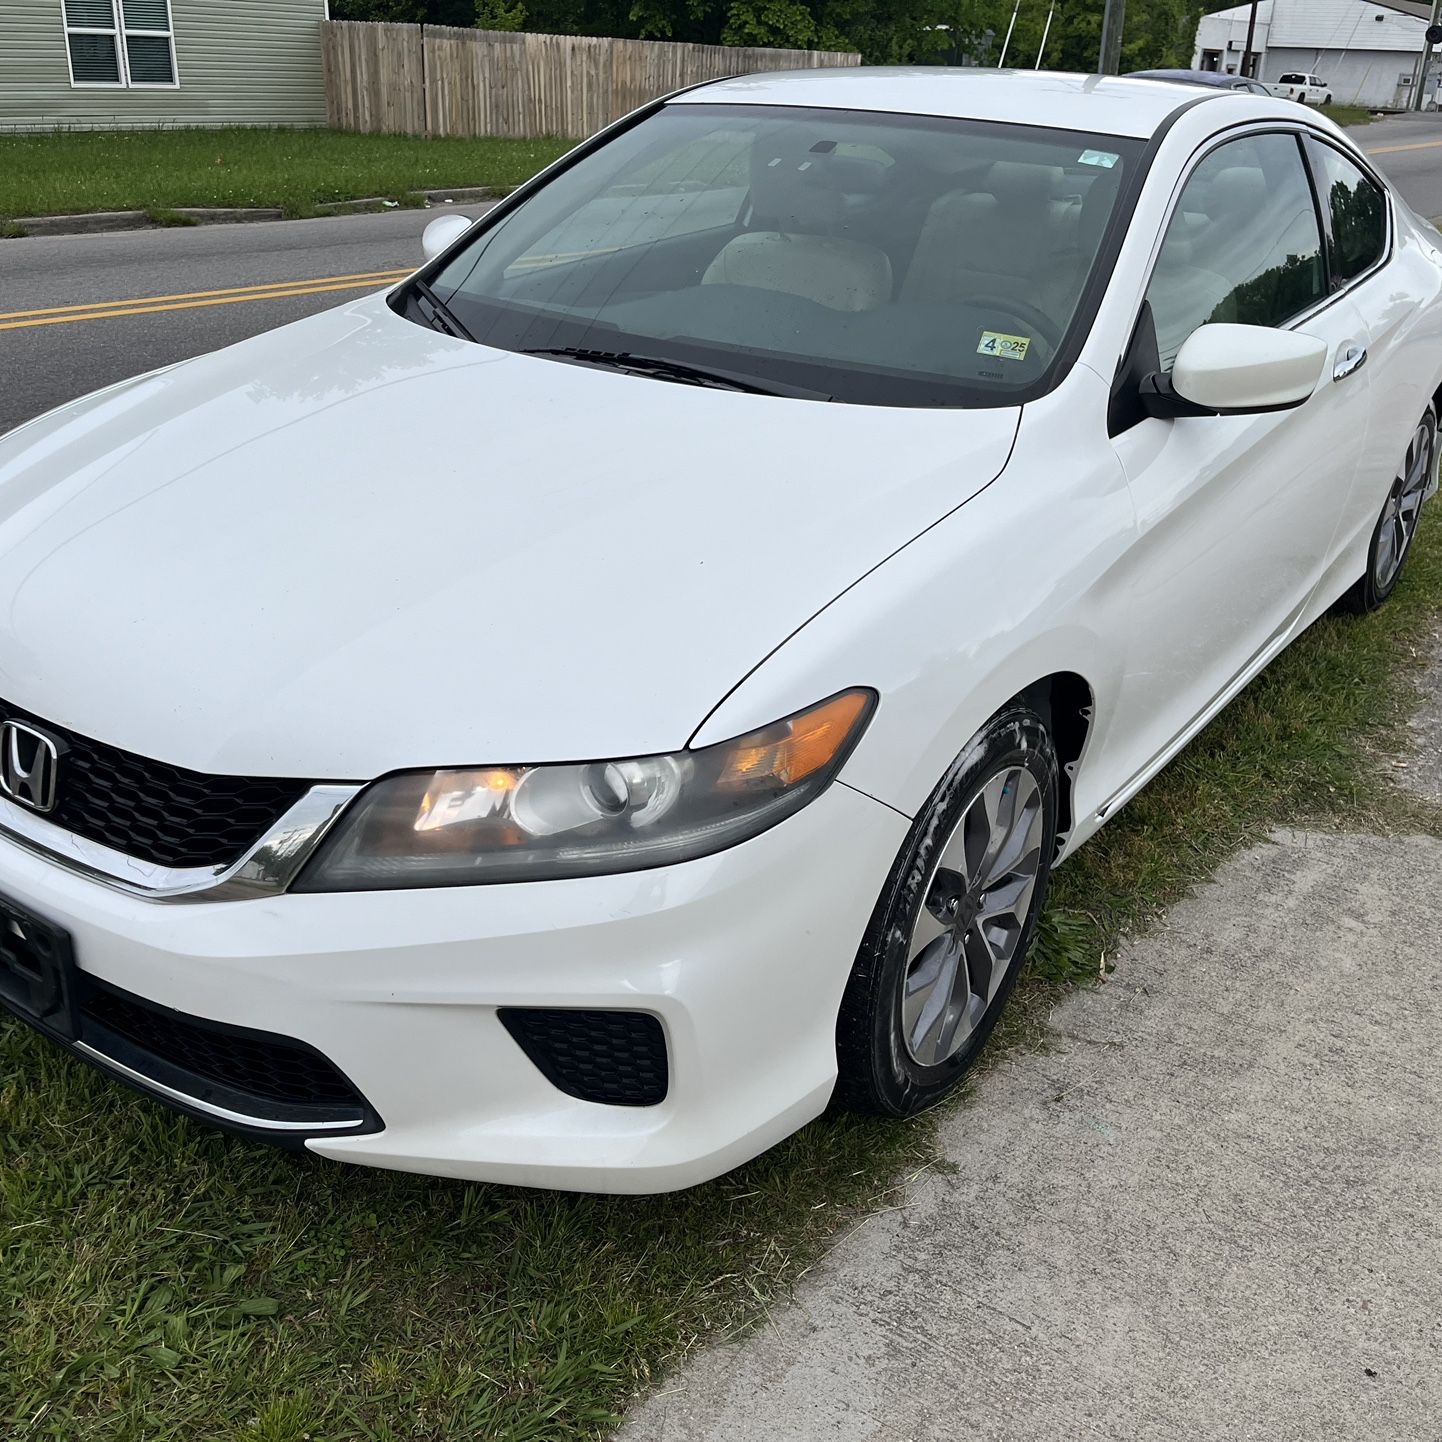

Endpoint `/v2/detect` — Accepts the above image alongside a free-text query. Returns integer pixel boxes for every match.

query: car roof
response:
[672,67,1237,139]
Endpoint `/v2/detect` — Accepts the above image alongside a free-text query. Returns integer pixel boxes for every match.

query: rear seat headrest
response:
[748,142,843,233]
[984,161,1065,206]
[1207,167,1267,225]
[827,155,888,195]
[748,136,900,233]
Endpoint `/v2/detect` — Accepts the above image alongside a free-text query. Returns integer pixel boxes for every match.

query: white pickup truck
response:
[1270,72,1333,106]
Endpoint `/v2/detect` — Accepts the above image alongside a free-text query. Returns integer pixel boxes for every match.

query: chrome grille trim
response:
[0,784,363,902]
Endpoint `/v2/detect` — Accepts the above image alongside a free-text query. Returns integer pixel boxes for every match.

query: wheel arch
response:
[1012,671,1096,855]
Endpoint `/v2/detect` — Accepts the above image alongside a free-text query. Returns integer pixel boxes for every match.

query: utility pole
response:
[1242,0,1260,79]
[1415,0,1442,112]
[1098,0,1125,75]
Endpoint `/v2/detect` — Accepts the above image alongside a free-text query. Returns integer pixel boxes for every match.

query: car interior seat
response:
[701,137,894,311]
[900,161,1076,319]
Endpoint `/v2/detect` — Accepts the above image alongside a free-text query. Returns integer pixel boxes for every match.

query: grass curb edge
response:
[3,187,500,240]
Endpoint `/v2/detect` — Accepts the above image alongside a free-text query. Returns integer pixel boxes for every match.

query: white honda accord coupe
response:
[1,70,1439,1192]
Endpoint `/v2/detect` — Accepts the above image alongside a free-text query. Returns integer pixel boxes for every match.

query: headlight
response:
[293,689,875,891]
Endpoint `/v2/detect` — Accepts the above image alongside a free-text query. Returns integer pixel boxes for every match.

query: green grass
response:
[143,207,199,228]
[5,512,1442,1439]
[0,128,577,222]
[1321,103,1377,127]
[1029,519,1442,990]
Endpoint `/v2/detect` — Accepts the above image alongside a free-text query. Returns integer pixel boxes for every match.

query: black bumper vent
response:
[0,697,310,870]
[499,1008,669,1107]
[82,981,369,1120]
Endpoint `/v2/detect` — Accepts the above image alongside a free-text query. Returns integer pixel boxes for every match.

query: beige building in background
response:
[0,0,328,131]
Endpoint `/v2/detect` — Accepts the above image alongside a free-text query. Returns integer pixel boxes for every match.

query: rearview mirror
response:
[1140,323,1328,419]
[421,213,473,262]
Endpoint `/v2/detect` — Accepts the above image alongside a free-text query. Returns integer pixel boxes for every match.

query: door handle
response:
[1334,343,1368,382]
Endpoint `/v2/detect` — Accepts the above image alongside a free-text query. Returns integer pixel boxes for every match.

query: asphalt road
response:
[1355,111,1442,220]
[1,111,1441,435]
[0,203,493,434]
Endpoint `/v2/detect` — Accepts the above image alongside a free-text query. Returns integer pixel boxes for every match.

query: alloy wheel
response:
[1374,418,1434,592]
[900,766,1046,1067]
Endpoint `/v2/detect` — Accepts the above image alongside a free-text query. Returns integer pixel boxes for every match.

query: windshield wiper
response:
[521,347,830,401]
[411,279,474,342]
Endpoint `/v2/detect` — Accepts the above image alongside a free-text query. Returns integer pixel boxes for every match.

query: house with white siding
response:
[0,0,329,131]
[1193,0,1438,109]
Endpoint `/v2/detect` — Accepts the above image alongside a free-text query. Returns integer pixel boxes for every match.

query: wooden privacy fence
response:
[321,21,861,139]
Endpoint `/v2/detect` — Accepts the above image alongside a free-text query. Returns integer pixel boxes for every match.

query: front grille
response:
[500,1007,669,1107]
[83,983,363,1111]
[0,697,309,869]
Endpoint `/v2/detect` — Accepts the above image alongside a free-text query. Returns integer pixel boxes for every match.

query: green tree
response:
[626,0,727,41]
[721,0,817,47]
[332,0,491,23]
[330,0,423,20]
[477,0,528,25]
[334,0,1213,69]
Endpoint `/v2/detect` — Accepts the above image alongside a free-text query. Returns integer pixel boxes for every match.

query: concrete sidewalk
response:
[624,829,1442,1440]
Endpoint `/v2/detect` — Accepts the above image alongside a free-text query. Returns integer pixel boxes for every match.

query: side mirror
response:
[421,213,473,262]
[1139,323,1328,419]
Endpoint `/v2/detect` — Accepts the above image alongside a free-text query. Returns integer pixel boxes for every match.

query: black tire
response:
[1339,402,1437,615]
[1324,94,1333,106]
[835,704,1059,1117]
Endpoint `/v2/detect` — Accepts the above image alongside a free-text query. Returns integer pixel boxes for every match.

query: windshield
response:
[414,103,1143,407]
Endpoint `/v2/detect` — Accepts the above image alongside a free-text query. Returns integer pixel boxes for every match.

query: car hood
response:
[0,295,1019,778]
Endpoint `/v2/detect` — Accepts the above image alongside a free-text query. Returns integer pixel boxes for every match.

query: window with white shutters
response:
[63,0,178,89]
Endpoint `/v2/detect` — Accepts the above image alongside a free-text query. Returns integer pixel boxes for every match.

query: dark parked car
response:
[1127,69,1273,96]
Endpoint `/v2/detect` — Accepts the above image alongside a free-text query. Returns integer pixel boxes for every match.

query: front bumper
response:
[0,781,907,1193]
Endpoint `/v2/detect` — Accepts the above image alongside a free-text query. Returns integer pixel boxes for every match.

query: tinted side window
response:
[1308,140,1387,282]
[1144,132,1327,370]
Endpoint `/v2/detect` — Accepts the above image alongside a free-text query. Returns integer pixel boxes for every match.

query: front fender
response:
[690,368,1139,840]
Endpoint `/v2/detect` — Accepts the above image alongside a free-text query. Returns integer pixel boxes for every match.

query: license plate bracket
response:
[0,893,78,1042]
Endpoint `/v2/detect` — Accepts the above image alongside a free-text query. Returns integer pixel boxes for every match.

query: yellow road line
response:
[0,269,413,323]
[1367,139,1442,155]
[0,274,413,333]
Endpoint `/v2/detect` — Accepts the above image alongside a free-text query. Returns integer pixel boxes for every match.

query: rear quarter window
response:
[1307,140,1387,282]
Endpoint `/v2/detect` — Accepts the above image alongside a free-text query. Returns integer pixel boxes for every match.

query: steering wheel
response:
[968,295,1063,349]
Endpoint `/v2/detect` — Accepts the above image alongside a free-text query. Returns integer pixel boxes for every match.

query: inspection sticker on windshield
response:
[977,331,1031,362]
[1078,148,1119,168]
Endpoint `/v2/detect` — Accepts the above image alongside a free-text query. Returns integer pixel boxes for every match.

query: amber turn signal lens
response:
[718,690,872,791]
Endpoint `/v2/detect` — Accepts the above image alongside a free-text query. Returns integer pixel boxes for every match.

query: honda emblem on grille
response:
[0,720,60,814]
